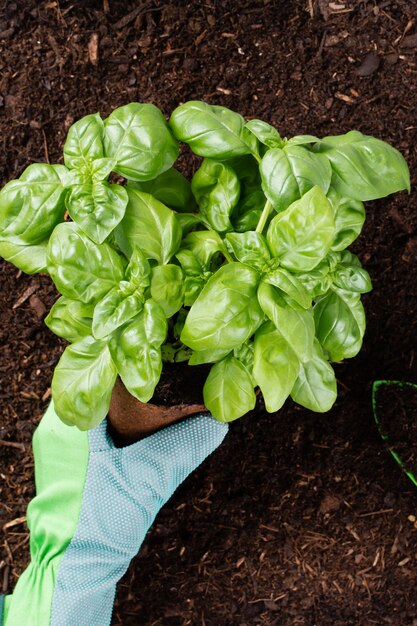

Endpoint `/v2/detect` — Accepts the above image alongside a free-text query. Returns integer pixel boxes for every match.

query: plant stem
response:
[256,199,272,234]
[223,248,234,263]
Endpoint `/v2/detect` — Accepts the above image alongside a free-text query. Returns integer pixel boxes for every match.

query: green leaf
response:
[115,189,182,263]
[150,264,184,317]
[191,159,240,232]
[257,281,315,362]
[0,238,47,273]
[180,230,224,267]
[286,135,320,146]
[176,250,208,305]
[265,268,312,309]
[92,287,144,339]
[125,247,151,286]
[183,276,206,306]
[314,287,366,360]
[327,187,366,251]
[109,300,167,402]
[188,347,231,365]
[181,263,263,351]
[253,322,299,412]
[244,119,283,148]
[47,222,126,303]
[260,145,332,211]
[291,340,337,412]
[128,167,195,212]
[225,231,271,270]
[229,156,265,232]
[0,164,67,245]
[90,157,116,182]
[296,257,333,298]
[170,100,255,159]
[45,297,94,343]
[267,186,335,272]
[52,336,117,430]
[203,355,256,422]
[332,251,372,293]
[104,103,178,181]
[175,213,205,234]
[66,182,128,244]
[314,130,410,200]
[233,206,263,232]
[176,249,204,275]
[234,340,254,373]
[63,113,105,170]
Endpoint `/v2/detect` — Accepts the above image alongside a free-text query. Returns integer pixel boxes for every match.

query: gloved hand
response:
[1,403,228,626]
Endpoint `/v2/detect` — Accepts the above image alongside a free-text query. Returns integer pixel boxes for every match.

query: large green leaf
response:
[0,164,67,245]
[104,103,178,181]
[109,300,167,402]
[115,189,182,263]
[47,222,126,303]
[191,159,240,232]
[170,101,256,159]
[327,187,365,251]
[267,186,335,272]
[260,145,332,211]
[181,263,263,351]
[314,287,366,360]
[52,336,117,430]
[257,281,315,362]
[63,113,105,170]
[291,340,337,412]
[203,355,256,422]
[45,297,94,343]
[128,167,195,213]
[150,264,184,317]
[253,322,299,412]
[66,182,128,244]
[314,131,410,200]
[0,238,48,274]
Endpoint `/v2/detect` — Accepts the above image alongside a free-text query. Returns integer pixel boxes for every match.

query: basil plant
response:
[0,101,410,429]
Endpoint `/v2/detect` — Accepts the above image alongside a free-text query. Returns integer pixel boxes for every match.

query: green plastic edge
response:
[372,380,417,488]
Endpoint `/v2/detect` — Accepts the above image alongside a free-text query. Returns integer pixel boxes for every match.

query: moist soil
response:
[1,1,417,624]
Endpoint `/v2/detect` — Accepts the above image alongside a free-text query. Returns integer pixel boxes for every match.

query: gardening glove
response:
[1,402,228,626]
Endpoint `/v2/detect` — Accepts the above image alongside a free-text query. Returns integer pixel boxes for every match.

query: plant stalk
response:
[256,199,272,234]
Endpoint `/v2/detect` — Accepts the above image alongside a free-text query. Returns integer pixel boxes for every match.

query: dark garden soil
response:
[1,1,417,624]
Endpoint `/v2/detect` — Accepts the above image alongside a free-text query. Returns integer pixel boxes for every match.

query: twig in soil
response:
[1,563,10,594]
[3,540,13,564]
[0,440,26,452]
[111,4,161,31]
[12,283,38,309]
[42,128,50,164]
[358,508,394,517]
[2,517,27,532]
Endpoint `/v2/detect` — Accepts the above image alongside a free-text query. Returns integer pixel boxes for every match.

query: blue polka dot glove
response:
[1,403,228,626]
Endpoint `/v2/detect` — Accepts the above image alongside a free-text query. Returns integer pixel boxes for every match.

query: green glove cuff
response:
[3,404,89,625]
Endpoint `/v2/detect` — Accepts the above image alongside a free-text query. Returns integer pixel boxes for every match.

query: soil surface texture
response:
[1,1,417,625]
